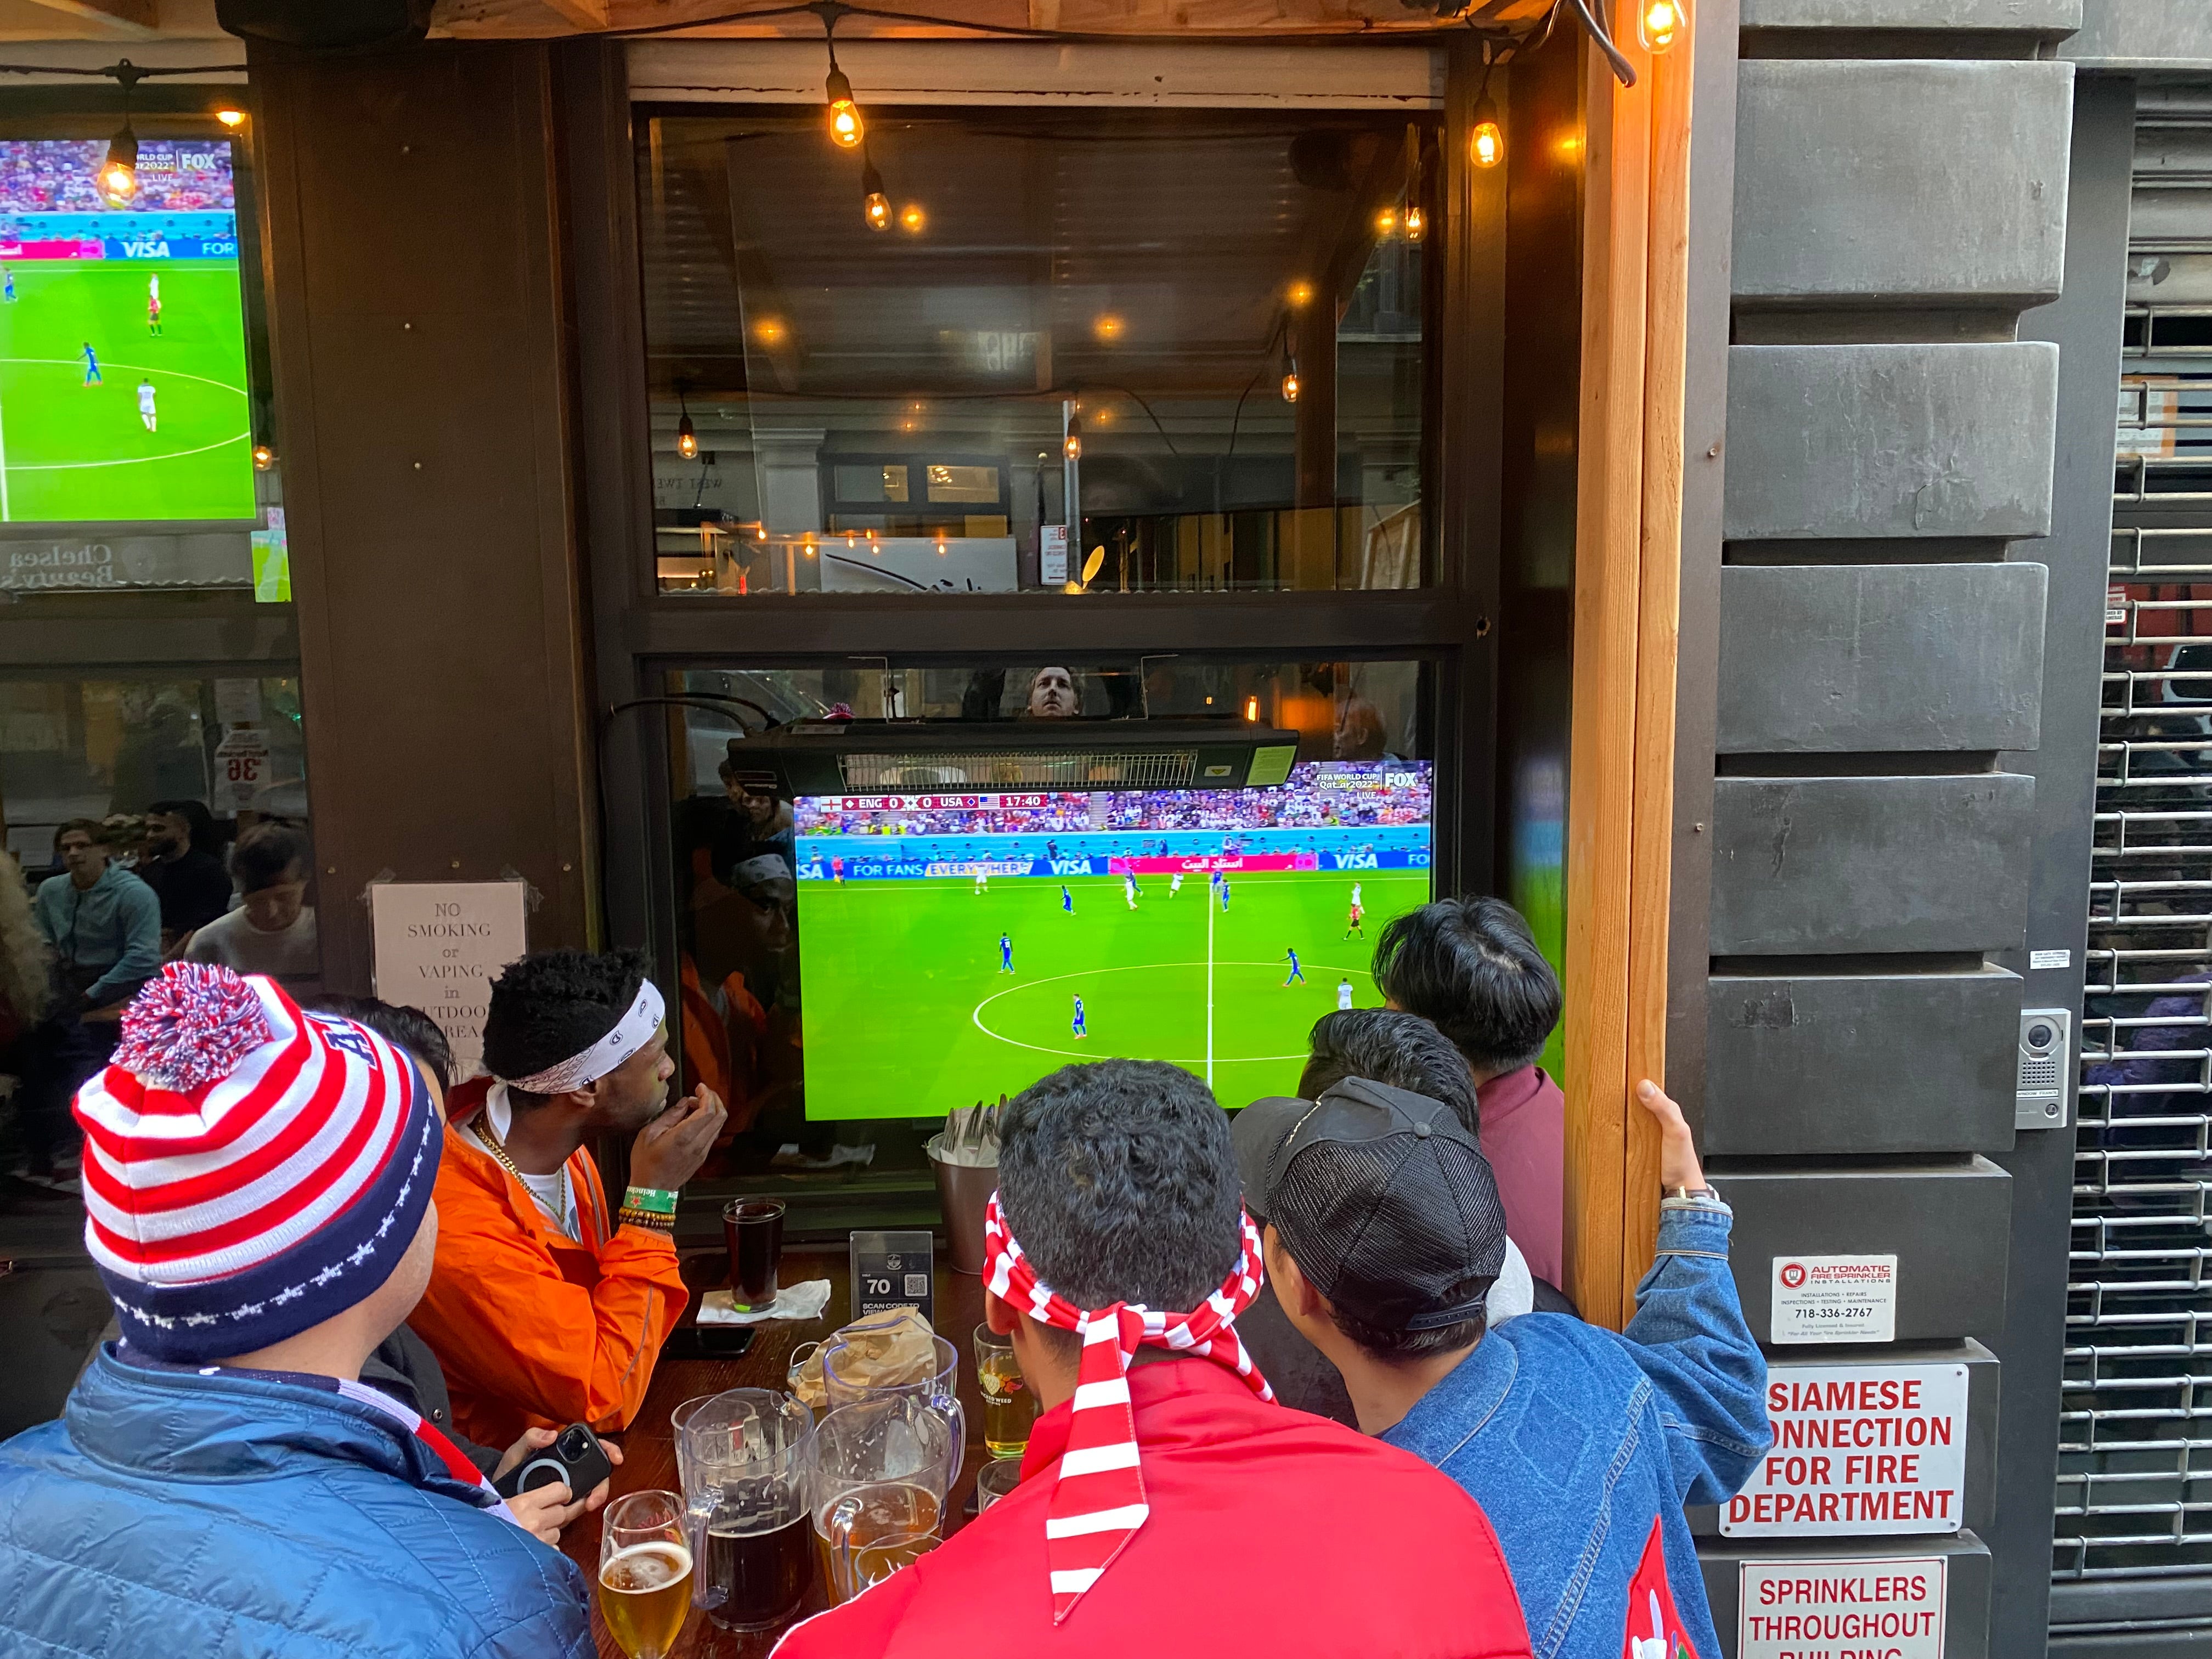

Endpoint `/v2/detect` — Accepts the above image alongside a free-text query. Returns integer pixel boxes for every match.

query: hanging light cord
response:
[0,56,244,80]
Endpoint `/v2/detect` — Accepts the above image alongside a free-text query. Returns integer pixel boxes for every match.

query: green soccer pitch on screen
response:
[0,140,256,527]
[792,760,1435,1120]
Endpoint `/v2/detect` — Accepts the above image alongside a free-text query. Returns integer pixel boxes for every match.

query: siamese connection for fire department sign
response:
[1720,1364,1970,1537]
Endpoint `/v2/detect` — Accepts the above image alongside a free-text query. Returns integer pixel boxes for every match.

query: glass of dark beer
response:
[723,1198,786,1310]
[682,1388,815,1633]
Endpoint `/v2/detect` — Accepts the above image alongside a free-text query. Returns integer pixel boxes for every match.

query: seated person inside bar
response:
[0,964,592,1659]
[1374,895,1569,1290]
[410,949,725,1451]
[307,991,622,1547]
[184,821,320,979]
[1234,1010,1539,1425]
[772,1058,1534,1659]
[1237,1047,1769,1659]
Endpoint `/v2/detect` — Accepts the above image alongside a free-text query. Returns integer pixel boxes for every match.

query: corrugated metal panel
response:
[2056,94,2212,1610]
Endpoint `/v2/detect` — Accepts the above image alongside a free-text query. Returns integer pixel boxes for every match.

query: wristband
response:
[623,1186,678,1216]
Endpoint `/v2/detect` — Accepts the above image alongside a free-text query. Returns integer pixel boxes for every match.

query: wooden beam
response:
[537,0,610,27]
[1623,27,1694,1305]
[1561,36,1650,1331]
[18,0,160,36]
[1564,4,1697,1328]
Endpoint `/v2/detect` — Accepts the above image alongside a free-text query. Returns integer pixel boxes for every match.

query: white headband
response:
[504,979,665,1095]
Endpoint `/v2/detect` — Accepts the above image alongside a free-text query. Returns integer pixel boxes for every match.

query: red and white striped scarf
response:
[983,1190,1272,1624]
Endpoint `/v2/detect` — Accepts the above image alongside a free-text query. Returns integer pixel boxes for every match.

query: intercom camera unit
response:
[2018,1007,2072,1130]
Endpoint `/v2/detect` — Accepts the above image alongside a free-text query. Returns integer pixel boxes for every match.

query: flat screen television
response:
[0,138,255,524]
[792,760,1433,1119]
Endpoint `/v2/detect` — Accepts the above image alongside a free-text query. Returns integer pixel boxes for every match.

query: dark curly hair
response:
[481,947,650,1099]
[997,1059,1243,1326]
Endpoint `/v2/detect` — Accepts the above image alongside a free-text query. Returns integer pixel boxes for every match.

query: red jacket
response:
[772,1360,1532,1659]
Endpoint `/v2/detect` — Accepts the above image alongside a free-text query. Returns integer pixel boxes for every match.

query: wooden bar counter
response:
[559,1245,994,1657]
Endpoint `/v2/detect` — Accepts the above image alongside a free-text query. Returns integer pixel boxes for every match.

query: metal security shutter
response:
[2055,81,2212,1649]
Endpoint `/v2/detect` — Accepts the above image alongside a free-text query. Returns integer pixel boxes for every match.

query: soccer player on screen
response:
[81,342,101,386]
[147,291,162,336]
[1218,877,1231,912]
[136,379,157,433]
[1342,900,1364,940]
[1060,884,1074,915]
[1170,870,1184,897]
[831,854,845,884]
[1282,947,1305,987]
[1124,871,1139,910]
[1351,880,1363,910]
[1338,977,1356,1011]
[1071,994,1087,1039]
[2,271,14,303]
[974,868,988,894]
[999,932,1014,974]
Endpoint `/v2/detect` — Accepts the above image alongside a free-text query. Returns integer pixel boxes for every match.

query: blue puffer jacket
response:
[0,1347,592,1658]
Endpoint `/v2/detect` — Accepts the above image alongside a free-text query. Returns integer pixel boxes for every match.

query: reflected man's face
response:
[1027,667,1076,718]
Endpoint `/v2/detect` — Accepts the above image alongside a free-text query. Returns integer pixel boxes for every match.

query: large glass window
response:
[663,657,1434,1203]
[638,108,1440,596]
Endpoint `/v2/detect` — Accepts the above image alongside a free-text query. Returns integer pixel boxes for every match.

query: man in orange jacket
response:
[411,949,725,1451]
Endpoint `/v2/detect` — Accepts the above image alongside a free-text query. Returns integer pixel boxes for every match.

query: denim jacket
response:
[1383,1199,1769,1659]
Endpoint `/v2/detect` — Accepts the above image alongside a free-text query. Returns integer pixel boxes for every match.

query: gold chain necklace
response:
[472,1112,570,1224]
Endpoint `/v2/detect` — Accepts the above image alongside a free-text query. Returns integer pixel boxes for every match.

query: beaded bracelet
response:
[623,1185,678,1217]
[617,1207,676,1234]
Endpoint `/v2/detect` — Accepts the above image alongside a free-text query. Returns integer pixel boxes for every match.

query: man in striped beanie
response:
[0,964,592,1659]
[772,1059,1534,1659]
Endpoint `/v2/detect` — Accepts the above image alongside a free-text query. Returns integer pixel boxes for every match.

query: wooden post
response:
[1562,8,1695,1327]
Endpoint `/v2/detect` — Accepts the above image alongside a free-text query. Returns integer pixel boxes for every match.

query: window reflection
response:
[640,108,1438,597]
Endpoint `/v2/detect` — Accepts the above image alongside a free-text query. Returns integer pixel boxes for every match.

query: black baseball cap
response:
[1233,1076,1508,1334]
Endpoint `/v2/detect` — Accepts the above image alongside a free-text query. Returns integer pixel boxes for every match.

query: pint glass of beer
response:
[682,1389,815,1633]
[808,1398,956,1604]
[599,1489,694,1659]
[973,1322,1037,1458]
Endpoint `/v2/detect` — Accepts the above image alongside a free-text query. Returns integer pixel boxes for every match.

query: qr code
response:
[903,1272,929,1297]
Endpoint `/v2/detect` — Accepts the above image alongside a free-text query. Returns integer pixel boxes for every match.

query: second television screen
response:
[0,139,255,524]
[795,760,1432,1120]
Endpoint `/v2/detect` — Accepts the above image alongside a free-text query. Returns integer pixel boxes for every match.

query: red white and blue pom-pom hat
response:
[73,963,443,1363]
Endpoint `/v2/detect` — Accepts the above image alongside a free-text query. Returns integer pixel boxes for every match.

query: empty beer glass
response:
[681,1389,815,1634]
[808,1397,956,1604]
[821,1330,967,1481]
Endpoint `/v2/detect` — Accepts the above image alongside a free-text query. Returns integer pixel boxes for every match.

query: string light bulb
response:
[1403,201,1425,241]
[97,125,138,205]
[861,157,890,230]
[1639,0,1685,52]
[1376,204,1397,238]
[899,202,926,234]
[1281,354,1301,404]
[1063,410,1084,461]
[251,443,275,472]
[1470,95,1504,170]
[824,60,864,149]
[675,386,698,460]
[215,108,247,129]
